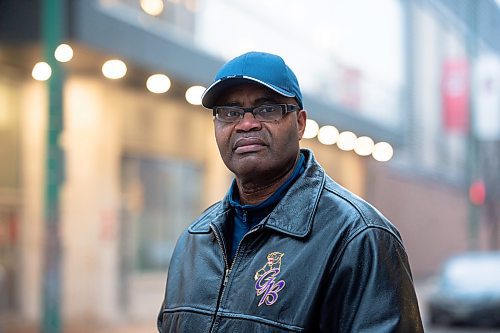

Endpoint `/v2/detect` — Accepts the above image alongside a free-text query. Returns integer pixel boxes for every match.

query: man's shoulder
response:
[320,175,400,236]
[186,201,225,234]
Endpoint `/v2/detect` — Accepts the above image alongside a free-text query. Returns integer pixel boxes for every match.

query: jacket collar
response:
[189,149,325,238]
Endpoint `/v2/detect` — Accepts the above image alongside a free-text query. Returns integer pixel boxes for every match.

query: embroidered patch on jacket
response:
[254,252,286,306]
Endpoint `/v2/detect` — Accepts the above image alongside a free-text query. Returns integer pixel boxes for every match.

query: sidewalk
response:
[4,319,156,333]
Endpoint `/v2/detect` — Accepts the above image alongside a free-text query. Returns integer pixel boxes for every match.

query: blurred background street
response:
[416,278,500,333]
[1,0,500,332]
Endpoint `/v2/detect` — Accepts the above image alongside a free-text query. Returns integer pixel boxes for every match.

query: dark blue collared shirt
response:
[227,153,305,262]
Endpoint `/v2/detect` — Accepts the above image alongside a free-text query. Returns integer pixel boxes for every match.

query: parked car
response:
[427,251,500,327]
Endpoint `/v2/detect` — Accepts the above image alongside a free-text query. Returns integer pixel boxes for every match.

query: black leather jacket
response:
[158,150,424,332]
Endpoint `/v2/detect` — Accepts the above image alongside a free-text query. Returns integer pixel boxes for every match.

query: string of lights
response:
[31,42,394,162]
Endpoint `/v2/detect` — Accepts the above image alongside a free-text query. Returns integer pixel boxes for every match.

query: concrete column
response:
[61,77,121,324]
[20,81,47,322]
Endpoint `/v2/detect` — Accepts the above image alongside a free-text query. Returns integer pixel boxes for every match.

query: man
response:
[158,51,424,332]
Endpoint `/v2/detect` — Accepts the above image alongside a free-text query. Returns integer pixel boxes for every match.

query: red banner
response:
[442,59,469,134]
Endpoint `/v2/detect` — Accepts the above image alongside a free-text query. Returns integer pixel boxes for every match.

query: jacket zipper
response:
[209,214,260,333]
[209,223,229,333]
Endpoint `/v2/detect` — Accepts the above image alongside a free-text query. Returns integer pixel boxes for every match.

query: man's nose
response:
[235,111,262,132]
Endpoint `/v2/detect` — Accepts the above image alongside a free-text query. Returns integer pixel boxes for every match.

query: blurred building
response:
[369,0,500,276]
[0,0,499,331]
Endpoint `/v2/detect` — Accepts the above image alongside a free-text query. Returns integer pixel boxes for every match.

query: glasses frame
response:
[212,104,301,123]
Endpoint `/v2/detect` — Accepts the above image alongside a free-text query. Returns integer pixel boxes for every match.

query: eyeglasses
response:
[213,104,301,123]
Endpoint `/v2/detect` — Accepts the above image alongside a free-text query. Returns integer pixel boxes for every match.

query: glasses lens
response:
[254,105,283,121]
[216,107,243,122]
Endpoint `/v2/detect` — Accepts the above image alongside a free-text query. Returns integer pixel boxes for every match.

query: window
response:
[121,155,202,271]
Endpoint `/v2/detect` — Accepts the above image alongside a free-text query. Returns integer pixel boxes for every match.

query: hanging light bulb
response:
[303,119,319,139]
[140,0,164,16]
[372,142,394,162]
[336,131,357,151]
[317,125,339,145]
[185,86,206,105]
[54,44,74,62]
[102,59,127,79]
[354,136,375,156]
[32,62,52,81]
[146,74,171,94]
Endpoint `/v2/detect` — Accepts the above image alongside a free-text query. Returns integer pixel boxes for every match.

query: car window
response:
[441,254,500,293]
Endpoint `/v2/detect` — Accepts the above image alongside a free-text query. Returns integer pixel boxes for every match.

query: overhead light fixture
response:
[146,74,171,94]
[372,142,394,162]
[32,62,52,81]
[185,86,205,105]
[354,136,375,156]
[336,131,357,151]
[303,119,319,139]
[54,44,73,62]
[102,59,127,79]
[317,125,339,145]
[140,0,164,16]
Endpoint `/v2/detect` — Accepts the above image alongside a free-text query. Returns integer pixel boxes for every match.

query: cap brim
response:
[201,76,295,108]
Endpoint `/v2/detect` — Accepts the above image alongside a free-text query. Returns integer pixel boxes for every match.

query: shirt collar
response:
[227,152,306,211]
[189,149,325,238]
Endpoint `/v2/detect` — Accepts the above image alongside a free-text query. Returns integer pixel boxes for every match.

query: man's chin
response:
[231,157,269,177]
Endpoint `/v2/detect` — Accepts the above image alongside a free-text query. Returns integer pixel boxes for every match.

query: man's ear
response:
[297,109,307,140]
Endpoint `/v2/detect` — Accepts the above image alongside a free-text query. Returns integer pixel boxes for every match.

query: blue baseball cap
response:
[201,51,303,109]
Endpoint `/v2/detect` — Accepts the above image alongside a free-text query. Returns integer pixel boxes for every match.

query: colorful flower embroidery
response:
[254,252,285,306]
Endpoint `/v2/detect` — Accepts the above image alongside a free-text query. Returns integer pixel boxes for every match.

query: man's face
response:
[214,83,306,182]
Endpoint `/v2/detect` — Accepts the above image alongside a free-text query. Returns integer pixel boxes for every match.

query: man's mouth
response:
[233,137,267,154]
